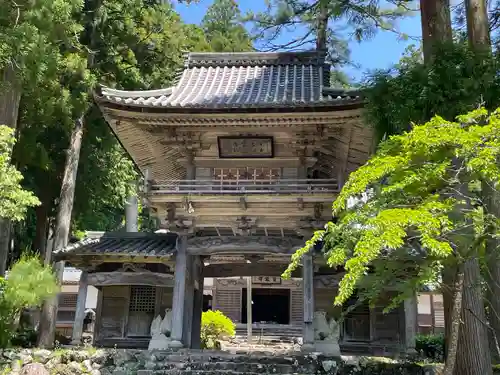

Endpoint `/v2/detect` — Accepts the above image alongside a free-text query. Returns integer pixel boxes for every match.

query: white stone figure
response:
[312,310,341,356]
[148,313,172,350]
[150,315,162,336]
[160,308,172,336]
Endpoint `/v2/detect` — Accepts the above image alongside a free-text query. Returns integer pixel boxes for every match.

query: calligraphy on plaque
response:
[252,276,282,285]
[218,136,274,158]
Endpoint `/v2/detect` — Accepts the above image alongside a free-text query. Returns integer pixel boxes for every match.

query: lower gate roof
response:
[54,232,178,264]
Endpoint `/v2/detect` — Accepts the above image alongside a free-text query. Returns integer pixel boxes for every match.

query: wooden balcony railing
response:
[149,179,340,195]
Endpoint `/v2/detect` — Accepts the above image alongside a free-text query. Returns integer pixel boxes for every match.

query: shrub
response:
[0,254,59,348]
[415,333,445,362]
[200,310,235,349]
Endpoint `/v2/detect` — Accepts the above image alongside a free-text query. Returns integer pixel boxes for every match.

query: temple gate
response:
[54,51,417,354]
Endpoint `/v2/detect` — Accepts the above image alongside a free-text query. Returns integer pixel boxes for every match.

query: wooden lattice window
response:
[213,168,281,186]
[58,293,78,308]
[129,286,155,313]
[127,286,156,337]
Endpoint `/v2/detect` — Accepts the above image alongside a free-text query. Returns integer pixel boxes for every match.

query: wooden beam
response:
[204,263,301,278]
[87,271,174,287]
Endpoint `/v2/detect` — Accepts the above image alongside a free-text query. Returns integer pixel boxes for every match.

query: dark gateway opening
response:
[241,288,290,324]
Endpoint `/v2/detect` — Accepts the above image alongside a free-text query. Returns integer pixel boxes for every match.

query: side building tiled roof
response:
[54,232,178,263]
[96,51,362,109]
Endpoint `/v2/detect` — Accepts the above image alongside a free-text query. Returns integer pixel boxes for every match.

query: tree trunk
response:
[0,64,22,275]
[443,263,464,375]
[455,257,493,375]
[34,204,48,255]
[37,115,85,348]
[484,178,500,362]
[420,0,452,63]
[464,1,497,361]
[465,0,491,51]
[316,0,328,52]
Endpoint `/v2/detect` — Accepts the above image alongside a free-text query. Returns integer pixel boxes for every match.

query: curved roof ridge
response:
[186,50,327,68]
[100,85,174,98]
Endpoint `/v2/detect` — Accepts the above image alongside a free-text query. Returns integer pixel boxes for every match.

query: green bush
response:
[415,333,445,362]
[10,326,37,348]
[0,254,59,348]
[200,310,235,349]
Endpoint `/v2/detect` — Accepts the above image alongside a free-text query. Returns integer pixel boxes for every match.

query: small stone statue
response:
[148,312,172,350]
[312,310,341,356]
[150,315,162,337]
[160,308,172,336]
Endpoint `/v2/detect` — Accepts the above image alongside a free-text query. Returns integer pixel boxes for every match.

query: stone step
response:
[146,352,306,365]
[145,361,300,373]
[139,371,303,375]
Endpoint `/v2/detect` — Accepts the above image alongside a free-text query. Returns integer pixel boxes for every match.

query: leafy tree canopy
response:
[363,43,500,141]
[284,108,500,308]
[0,0,84,87]
[245,0,415,62]
[202,0,254,52]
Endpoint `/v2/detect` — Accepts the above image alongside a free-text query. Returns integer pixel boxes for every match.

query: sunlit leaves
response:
[3,253,58,310]
[284,108,500,308]
[0,126,39,221]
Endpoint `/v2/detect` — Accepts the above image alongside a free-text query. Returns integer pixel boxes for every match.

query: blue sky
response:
[174,0,423,82]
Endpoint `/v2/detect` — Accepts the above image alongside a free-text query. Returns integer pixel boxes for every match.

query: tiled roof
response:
[97,51,362,109]
[54,232,178,260]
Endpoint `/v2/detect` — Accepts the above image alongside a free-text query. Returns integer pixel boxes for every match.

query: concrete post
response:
[170,235,187,348]
[191,259,204,349]
[404,294,418,354]
[246,276,253,344]
[125,193,138,232]
[71,271,88,345]
[302,253,315,351]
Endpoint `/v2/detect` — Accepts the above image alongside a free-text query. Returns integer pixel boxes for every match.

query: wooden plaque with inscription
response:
[251,276,282,285]
[218,136,274,158]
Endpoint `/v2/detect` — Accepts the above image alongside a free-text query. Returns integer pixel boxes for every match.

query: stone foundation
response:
[0,348,448,375]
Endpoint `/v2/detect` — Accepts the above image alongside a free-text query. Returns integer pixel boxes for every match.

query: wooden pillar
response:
[191,259,204,349]
[302,253,315,351]
[430,293,436,334]
[404,294,418,354]
[186,149,195,181]
[71,271,89,345]
[183,254,195,348]
[170,235,187,348]
[93,288,103,346]
[246,276,253,344]
[297,149,307,180]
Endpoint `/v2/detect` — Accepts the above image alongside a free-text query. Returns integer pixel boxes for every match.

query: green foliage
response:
[9,0,213,250]
[284,108,500,308]
[0,126,39,221]
[0,254,58,348]
[10,327,37,348]
[0,0,84,86]
[200,310,235,349]
[415,333,445,362]
[364,43,500,141]
[246,0,413,64]
[202,0,254,52]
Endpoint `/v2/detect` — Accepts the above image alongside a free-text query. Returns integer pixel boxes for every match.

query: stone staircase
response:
[235,324,302,340]
[134,351,326,375]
